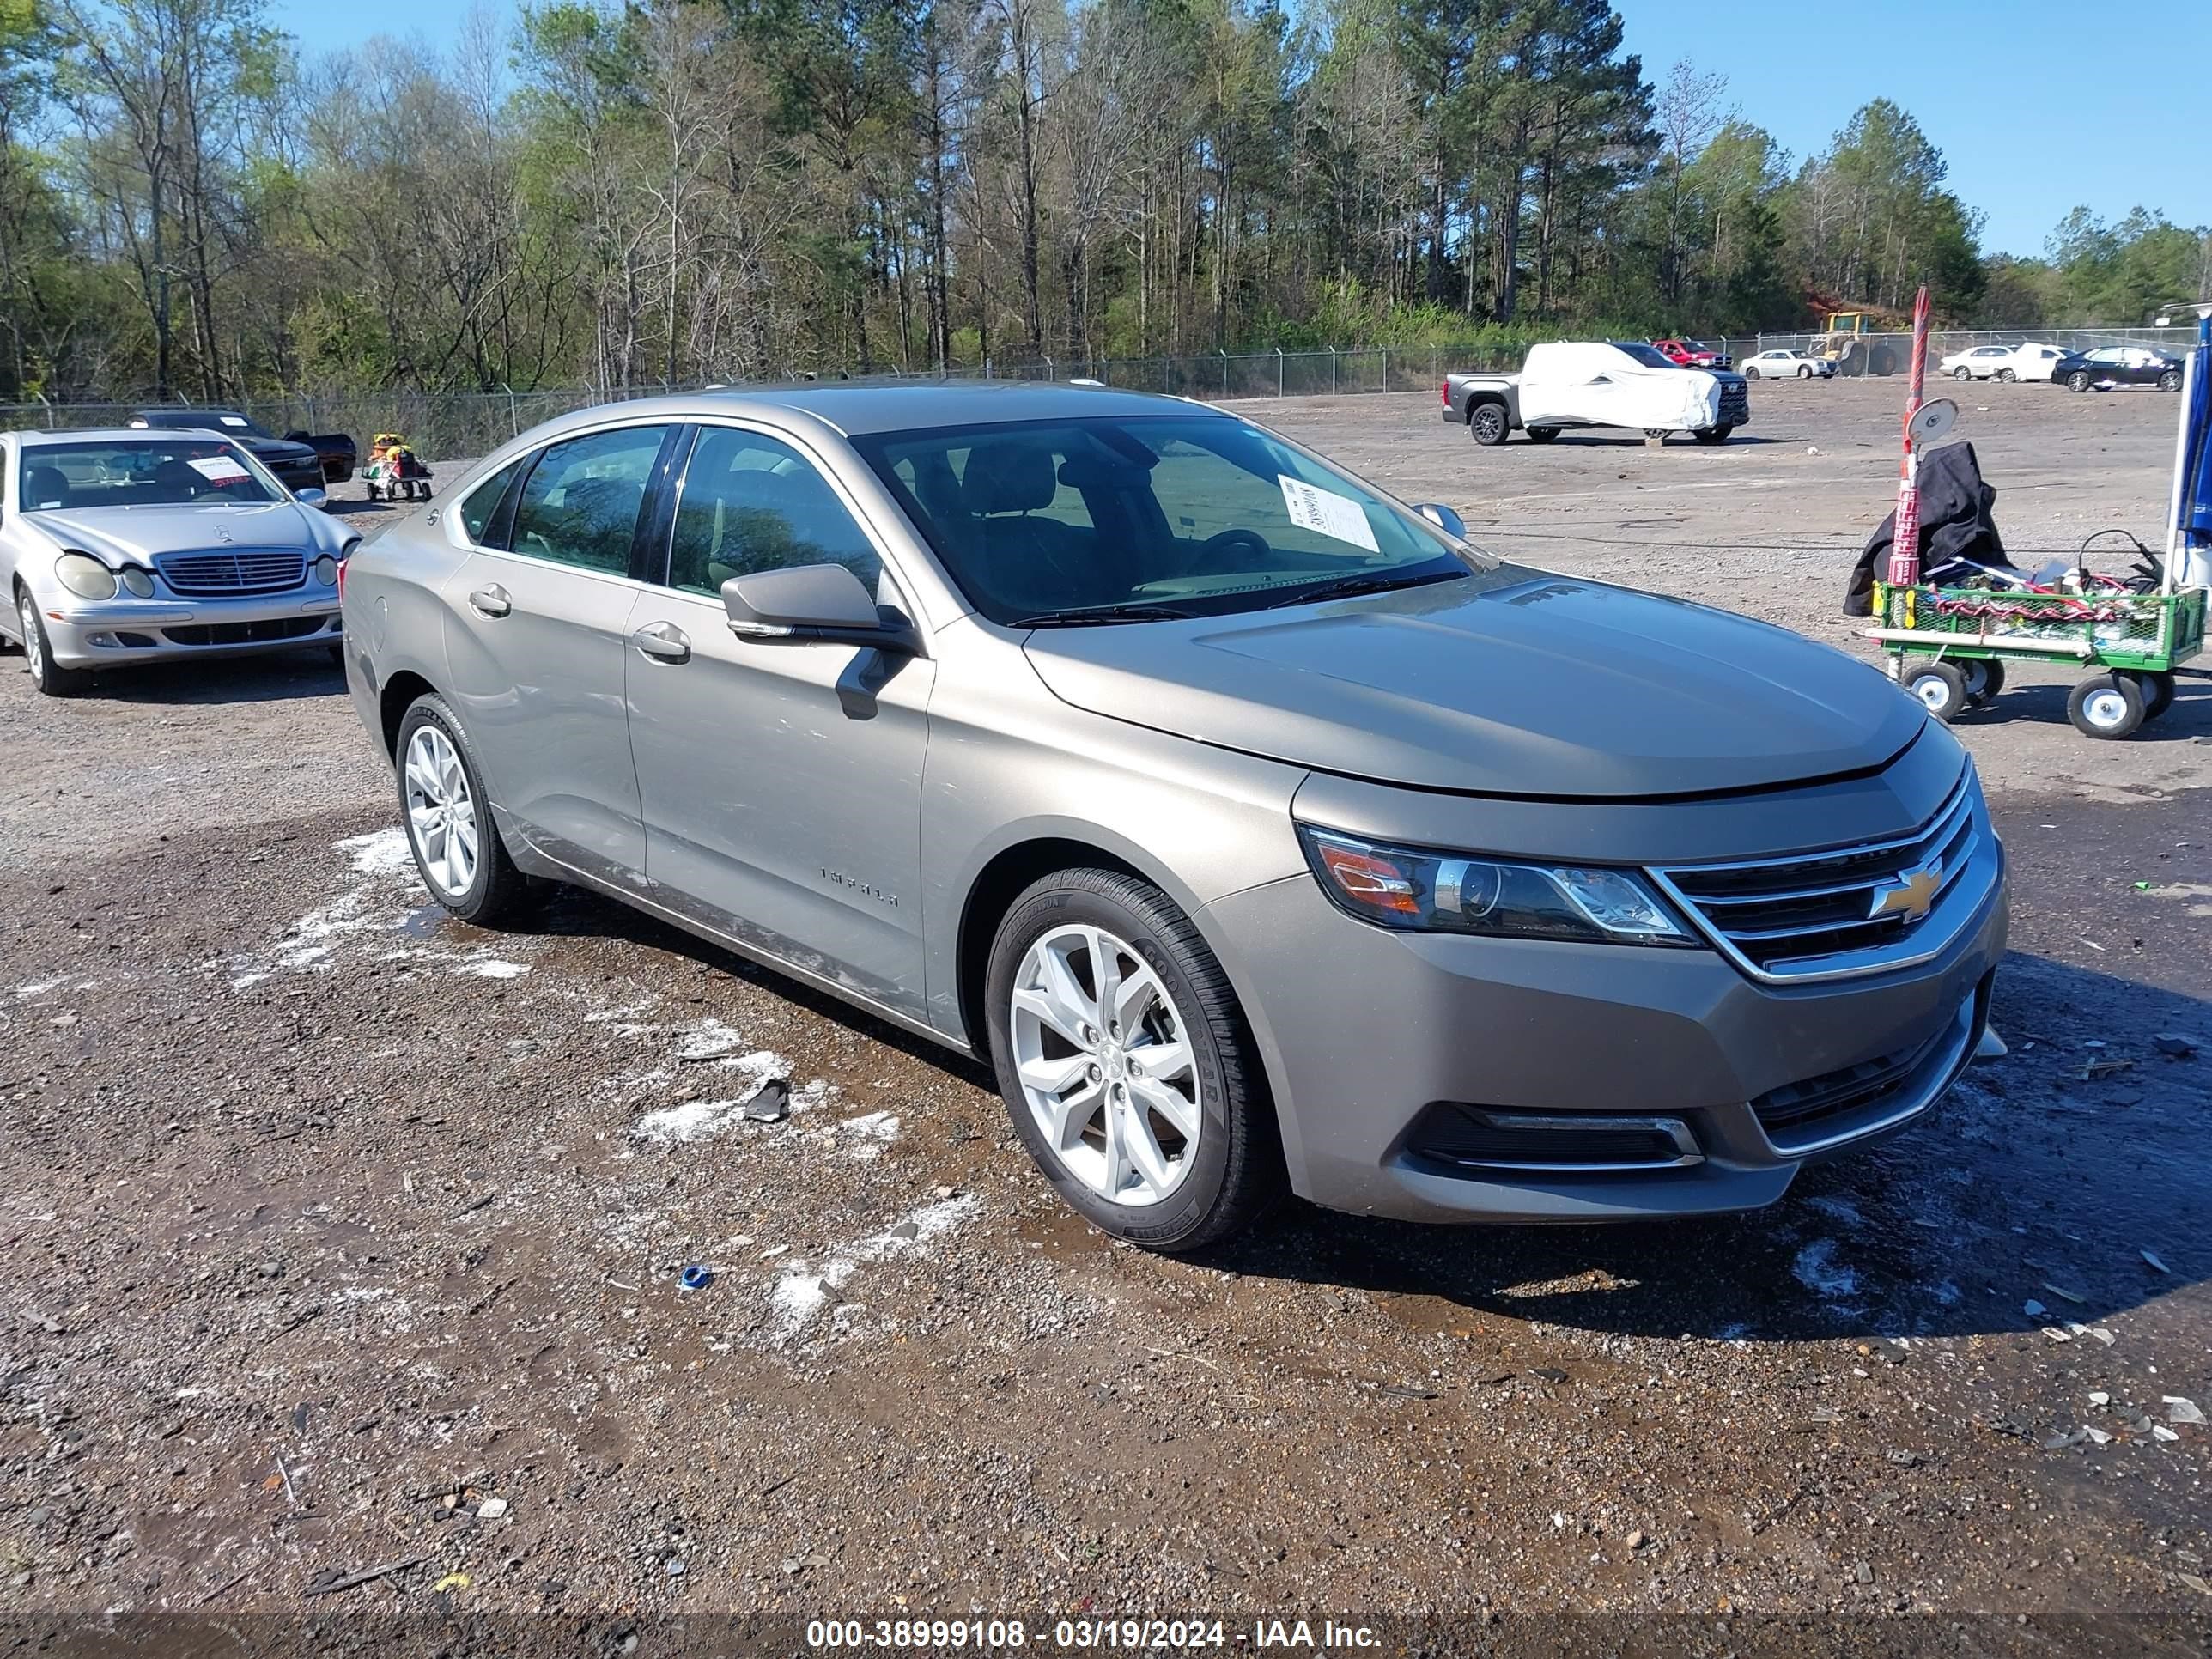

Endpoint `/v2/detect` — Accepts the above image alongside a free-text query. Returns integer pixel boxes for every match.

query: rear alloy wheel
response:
[987,868,1281,1252]
[1996,368,2016,383]
[1744,366,1761,380]
[2067,672,2144,739]
[2067,369,2093,392]
[1468,403,1509,447]
[1906,660,1969,723]
[395,693,534,923]
[16,586,89,696]
[2128,669,2176,721]
[2159,369,2183,392]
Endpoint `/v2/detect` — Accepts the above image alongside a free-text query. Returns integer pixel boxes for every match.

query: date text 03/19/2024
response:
[804,1619,1382,1650]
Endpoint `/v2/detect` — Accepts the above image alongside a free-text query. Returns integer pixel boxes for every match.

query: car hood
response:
[1022,571,1927,799]
[22,502,329,565]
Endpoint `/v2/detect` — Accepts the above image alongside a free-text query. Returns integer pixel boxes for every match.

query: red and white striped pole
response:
[1887,283,1934,587]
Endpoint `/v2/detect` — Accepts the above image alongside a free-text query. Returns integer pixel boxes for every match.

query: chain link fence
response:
[1,327,2192,455]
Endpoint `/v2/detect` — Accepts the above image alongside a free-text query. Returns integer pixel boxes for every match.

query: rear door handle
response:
[630,621,691,663]
[467,584,511,618]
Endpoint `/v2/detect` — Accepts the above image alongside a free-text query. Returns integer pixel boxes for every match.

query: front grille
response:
[155,550,307,597]
[1650,773,1995,982]
[161,616,325,646]
[1717,381,1750,425]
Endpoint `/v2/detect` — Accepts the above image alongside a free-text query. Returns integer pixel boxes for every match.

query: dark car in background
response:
[2050,346,2185,393]
[128,408,351,492]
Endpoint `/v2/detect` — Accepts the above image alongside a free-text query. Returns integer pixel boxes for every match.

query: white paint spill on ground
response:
[454,957,530,980]
[831,1110,902,1160]
[769,1194,981,1347]
[335,826,415,878]
[1792,1238,1861,1301]
[632,1052,829,1146]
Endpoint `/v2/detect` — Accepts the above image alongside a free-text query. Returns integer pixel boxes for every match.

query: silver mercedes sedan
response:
[341,384,2006,1250]
[2,427,359,695]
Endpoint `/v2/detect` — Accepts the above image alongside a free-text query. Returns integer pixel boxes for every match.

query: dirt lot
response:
[0,377,2207,1650]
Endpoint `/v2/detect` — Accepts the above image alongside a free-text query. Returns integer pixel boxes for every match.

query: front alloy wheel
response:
[1011,923,1201,1209]
[16,587,88,696]
[986,868,1282,1251]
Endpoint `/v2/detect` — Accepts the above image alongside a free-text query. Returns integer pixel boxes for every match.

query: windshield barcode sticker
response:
[1279,476,1379,553]
[187,456,250,483]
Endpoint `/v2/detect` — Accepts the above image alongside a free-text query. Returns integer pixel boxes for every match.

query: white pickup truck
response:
[1442,340,1751,447]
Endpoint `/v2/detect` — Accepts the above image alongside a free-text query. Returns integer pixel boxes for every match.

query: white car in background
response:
[1941,344,2021,381]
[1741,349,1835,380]
[2006,343,2067,381]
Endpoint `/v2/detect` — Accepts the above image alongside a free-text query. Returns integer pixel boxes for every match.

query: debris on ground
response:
[2152,1033,2198,1058]
[2142,1249,2171,1273]
[679,1266,714,1291]
[476,1497,510,1520]
[2166,1396,2205,1425]
[740,1079,792,1122]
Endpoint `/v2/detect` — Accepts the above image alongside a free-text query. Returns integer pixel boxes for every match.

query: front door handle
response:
[467,584,511,618]
[630,621,691,663]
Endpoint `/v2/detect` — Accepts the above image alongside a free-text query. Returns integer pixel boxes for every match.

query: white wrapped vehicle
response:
[1443,340,1752,446]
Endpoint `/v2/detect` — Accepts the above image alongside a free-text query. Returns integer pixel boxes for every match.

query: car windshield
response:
[854,413,1475,624]
[1611,343,1679,368]
[19,440,282,509]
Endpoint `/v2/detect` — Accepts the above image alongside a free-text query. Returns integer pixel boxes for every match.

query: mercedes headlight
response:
[54,552,118,600]
[1299,826,1694,946]
[313,554,338,586]
[118,567,155,598]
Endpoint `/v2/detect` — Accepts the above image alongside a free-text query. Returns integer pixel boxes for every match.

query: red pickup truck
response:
[1651,338,1733,370]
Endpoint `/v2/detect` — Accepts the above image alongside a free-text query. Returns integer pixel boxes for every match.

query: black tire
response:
[2130,670,2176,721]
[1996,368,2016,383]
[1744,366,1760,380]
[2158,369,2182,392]
[1468,402,1510,447]
[393,692,535,924]
[1905,660,1969,723]
[2066,369,2092,392]
[1870,345,1898,375]
[984,867,1284,1253]
[1692,424,1734,444]
[1644,428,1669,442]
[1525,426,1561,443]
[2066,672,2144,739]
[1960,658,2006,705]
[1953,366,1973,381]
[1796,364,1813,379]
[15,585,90,696]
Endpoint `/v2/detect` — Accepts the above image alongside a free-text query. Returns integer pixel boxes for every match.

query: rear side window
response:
[508,425,671,575]
[459,459,524,545]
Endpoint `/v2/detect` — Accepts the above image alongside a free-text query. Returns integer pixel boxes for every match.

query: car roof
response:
[14,427,247,446]
[519,381,1218,446]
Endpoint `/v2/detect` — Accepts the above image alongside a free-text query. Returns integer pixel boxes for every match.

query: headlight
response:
[54,552,118,600]
[118,567,155,598]
[1299,826,1694,946]
[313,555,338,586]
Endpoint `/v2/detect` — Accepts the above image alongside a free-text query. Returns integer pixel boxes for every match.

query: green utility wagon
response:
[1866,578,2205,739]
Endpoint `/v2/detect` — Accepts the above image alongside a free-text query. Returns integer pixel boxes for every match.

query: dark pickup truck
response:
[129,407,356,489]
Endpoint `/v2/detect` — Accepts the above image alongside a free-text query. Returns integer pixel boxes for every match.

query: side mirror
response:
[723,562,919,654]
[295,486,328,508]
[1413,502,1468,539]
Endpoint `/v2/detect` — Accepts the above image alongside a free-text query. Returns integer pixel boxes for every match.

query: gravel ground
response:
[0,378,2206,1648]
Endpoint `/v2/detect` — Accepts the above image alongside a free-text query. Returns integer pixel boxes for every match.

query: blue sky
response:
[271,0,2211,259]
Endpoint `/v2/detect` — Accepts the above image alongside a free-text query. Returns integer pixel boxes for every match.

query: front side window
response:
[667,428,881,596]
[18,440,278,510]
[508,425,670,575]
[856,414,1470,625]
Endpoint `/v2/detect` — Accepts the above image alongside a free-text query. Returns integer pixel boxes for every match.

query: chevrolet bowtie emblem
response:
[1869,864,1942,923]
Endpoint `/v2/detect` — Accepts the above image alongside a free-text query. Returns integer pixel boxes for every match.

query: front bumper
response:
[1201,856,2007,1224]
[40,588,342,667]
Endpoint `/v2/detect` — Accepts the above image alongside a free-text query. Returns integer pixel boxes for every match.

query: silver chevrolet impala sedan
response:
[2,428,358,694]
[342,384,2006,1250]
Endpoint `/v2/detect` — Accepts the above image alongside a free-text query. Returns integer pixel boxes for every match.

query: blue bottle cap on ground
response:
[679,1265,713,1291]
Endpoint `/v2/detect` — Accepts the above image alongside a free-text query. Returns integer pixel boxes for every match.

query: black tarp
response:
[1844,441,2016,617]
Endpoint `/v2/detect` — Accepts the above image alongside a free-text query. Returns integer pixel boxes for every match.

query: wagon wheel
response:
[2127,670,2176,721]
[1905,660,1969,723]
[2067,673,2144,739]
[1960,659,2006,706]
